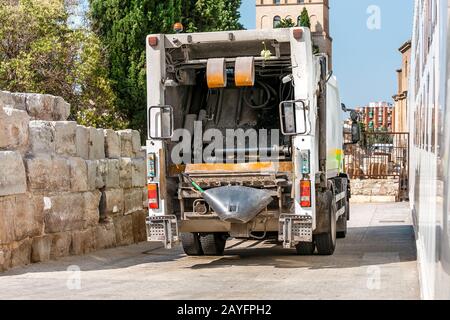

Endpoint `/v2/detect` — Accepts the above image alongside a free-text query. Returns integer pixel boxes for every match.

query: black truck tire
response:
[199,233,227,256]
[337,196,349,239]
[295,241,316,255]
[315,190,337,255]
[181,232,203,256]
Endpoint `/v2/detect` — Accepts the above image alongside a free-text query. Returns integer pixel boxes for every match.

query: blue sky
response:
[239,0,414,109]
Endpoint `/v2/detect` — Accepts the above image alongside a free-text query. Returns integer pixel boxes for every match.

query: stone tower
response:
[256,0,332,66]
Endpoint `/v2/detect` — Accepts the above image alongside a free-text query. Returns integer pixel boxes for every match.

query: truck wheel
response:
[336,196,348,239]
[315,191,337,255]
[200,233,227,256]
[295,242,315,255]
[180,232,203,256]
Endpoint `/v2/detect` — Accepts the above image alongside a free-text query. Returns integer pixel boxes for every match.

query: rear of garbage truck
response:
[145,27,356,256]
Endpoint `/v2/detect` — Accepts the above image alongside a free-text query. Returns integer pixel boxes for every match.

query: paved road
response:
[0,202,420,300]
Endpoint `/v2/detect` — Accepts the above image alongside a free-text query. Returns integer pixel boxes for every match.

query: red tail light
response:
[148,36,158,47]
[300,180,311,207]
[148,184,159,209]
[293,29,303,40]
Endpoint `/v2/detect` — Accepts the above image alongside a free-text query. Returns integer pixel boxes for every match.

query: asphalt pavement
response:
[0,202,419,300]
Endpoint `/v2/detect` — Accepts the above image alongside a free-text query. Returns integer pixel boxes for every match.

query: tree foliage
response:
[90,0,243,133]
[298,7,311,29]
[0,0,128,129]
[275,18,296,29]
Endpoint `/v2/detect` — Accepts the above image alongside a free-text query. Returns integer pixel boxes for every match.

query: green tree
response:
[296,8,319,54]
[275,18,295,28]
[90,0,243,134]
[0,0,127,129]
[298,7,311,29]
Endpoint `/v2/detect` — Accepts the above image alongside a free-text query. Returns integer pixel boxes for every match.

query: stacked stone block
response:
[0,91,147,272]
[350,178,400,203]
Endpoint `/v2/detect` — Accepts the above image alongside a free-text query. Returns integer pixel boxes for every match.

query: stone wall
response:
[350,178,399,203]
[0,91,147,272]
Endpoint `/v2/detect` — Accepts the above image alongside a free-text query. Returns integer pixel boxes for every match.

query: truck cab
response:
[145,27,353,256]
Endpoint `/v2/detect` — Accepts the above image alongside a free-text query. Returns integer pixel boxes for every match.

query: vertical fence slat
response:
[344,132,409,184]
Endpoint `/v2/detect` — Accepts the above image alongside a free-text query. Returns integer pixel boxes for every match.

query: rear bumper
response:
[147,214,315,249]
[179,217,279,233]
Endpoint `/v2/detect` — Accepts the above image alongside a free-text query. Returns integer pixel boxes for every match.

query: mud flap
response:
[278,214,313,248]
[146,215,179,249]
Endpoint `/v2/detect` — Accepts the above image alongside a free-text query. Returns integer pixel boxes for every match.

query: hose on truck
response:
[243,75,294,110]
[279,74,294,101]
[249,217,268,240]
[181,173,205,193]
[243,81,277,109]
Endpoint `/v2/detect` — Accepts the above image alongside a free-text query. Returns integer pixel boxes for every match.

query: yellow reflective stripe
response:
[327,149,344,173]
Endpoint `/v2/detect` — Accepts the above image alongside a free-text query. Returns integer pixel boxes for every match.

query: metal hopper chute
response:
[182,174,273,224]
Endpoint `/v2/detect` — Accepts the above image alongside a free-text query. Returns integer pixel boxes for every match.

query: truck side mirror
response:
[279,99,307,135]
[351,122,361,144]
[148,105,174,139]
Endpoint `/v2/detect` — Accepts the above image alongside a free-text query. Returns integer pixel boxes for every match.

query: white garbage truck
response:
[144,27,359,256]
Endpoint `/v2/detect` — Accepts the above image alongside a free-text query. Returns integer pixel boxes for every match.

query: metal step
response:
[146,215,179,249]
[278,214,313,248]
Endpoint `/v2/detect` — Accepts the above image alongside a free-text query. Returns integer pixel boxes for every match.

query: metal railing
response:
[344,132,409,201]
[344,132,409,179]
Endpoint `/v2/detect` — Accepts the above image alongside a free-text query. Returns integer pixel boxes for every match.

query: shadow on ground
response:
[0,224,417,277]
[188,225,417,270]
